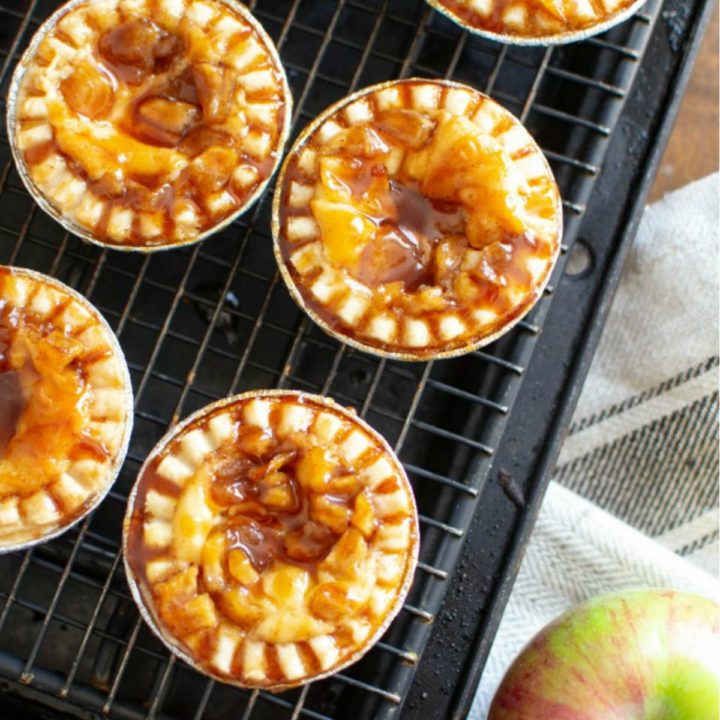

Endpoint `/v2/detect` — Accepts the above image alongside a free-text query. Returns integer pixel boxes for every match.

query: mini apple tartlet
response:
[0,266,132,551]
[123,391,419,689]
[9,0,291,250]
[273,80,562,360]
[426,0,643,44]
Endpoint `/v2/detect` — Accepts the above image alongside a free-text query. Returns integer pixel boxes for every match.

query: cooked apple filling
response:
[13,0,289,248]
[124,393,418,688]
[430,0,639,39]
[0,267,131,549]
[275,80,561,359]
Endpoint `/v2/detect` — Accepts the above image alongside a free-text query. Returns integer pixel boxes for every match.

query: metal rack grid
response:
[0,0,661,718]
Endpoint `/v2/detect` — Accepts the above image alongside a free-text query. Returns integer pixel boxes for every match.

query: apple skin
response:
[488,589,719,720]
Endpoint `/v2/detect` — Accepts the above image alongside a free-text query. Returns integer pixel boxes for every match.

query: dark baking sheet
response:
[0,0,713,717]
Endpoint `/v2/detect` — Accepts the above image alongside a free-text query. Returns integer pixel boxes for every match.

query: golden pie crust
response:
[273,79,562,360]
[124,391,419,689]
[426,0,643,42]
[0,266,133,551]
[9,0,291,250]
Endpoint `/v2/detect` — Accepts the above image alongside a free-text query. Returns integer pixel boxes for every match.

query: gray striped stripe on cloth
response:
[556,364,718,551]
[552,173,719,575]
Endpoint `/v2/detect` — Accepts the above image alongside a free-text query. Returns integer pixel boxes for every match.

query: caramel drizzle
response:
[278,81,556,353]
[18,1,288,246]
[436,0,638,36]
[0,268,116,524]
[126,397,415,683]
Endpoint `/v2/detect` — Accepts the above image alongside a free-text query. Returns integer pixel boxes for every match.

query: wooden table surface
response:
[649,1,719,201]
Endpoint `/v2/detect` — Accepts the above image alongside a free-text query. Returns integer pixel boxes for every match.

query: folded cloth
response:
[470,173,720,717]
[555,173,719,573]
[469,482,720,718]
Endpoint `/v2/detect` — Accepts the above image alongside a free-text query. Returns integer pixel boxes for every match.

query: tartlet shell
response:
[271,78,563,362]
[6,0,293,254]
[0,265,134,553]
[122,389,420,691]
[425,0,648,46]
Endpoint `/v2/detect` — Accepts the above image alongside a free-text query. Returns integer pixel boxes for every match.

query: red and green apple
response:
[489,589,719,720]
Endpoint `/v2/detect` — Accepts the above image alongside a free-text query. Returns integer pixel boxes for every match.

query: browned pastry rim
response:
[7,0,292,252]
[425,0,647,45]
[123,390,420,690]
[0,265,133,553]
[272,78,563,361]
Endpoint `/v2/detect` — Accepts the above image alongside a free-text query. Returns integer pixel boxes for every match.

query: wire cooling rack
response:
[0,0,682,718]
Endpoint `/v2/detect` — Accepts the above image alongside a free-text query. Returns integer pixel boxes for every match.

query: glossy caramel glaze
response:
[275,80,562,359]
[125,393,418,688]
[432,0,640,40]
[13,0,290,248]
[0,266,130,548]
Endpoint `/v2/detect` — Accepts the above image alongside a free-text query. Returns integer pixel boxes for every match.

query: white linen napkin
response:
[554,172,719,574]
[469,173,720,718]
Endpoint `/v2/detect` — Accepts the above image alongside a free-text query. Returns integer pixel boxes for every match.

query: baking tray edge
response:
[402,0,718,715]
